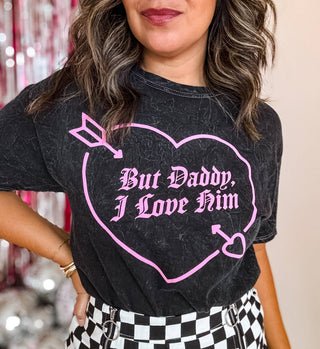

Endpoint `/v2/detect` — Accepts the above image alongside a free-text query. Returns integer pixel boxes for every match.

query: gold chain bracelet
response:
[60,261,77,278]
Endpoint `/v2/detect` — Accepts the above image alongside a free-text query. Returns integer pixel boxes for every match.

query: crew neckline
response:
[130,64,214,98]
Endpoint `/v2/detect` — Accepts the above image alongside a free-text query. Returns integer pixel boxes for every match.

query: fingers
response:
[73,292,90,327]
[70,270,90,327]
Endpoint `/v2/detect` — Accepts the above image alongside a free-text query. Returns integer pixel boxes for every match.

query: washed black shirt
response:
[0,65,282,316]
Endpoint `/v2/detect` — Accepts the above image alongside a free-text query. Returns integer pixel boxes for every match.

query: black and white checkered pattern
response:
[65,288,267,348]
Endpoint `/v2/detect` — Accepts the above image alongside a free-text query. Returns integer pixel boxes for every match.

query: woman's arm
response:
[0,191,89,326]
[253,243,291,349]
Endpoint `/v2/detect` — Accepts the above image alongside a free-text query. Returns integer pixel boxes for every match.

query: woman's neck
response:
[140,49,207,87]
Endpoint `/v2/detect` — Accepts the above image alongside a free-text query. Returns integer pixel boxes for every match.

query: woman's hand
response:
[71,270,90,327]
[253,243,291,348]
[0,192,90,326]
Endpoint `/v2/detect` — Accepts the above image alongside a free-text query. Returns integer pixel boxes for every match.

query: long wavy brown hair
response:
[26,0,277,143]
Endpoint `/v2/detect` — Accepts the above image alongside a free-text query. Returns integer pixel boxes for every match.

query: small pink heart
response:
[222,233,246,259]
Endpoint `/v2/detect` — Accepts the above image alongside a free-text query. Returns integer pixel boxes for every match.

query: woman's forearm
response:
[253,243,291,349]
[0,191,72,267]
[0,191,90,325]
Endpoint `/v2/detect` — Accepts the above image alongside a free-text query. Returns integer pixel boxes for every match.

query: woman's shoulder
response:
[0,72,83,132]
[24,71,78,101]
[256,100,282,142]
[254,101,283,159]
[257,100,282,130]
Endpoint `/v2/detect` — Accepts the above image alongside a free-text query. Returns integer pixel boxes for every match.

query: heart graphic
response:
[70,113,257,283]
[211,225,245,259]
[222,233,246,259]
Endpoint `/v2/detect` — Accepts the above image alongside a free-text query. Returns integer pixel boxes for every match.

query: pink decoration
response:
[0,0,74,102]
[64,195,71,232]
[72,116,255,283]
[0,0,76,290]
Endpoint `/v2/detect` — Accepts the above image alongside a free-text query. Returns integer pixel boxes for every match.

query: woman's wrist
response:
[70,268,88,294]
[60,261,77,278]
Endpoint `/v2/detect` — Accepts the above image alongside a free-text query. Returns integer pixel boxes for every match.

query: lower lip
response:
[142,14,181,26]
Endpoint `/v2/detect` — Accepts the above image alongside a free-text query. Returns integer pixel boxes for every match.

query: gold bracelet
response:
[51,237,70,263]
[60,261,77,278]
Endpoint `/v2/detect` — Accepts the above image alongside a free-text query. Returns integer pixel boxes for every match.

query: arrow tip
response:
[113,150,123,159]
[211,224,221,234]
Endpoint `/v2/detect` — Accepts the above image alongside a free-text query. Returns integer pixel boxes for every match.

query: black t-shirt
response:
[0,65,282,316]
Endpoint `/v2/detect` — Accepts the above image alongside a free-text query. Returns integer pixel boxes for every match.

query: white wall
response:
[262,1,320,348]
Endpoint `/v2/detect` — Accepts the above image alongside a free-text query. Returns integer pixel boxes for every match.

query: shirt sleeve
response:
[0,84,64,192]
[253,104,283,244]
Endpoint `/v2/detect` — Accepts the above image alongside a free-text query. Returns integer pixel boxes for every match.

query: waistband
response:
[85,287,259,342]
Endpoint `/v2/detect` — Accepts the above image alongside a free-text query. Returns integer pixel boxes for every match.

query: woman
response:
[0,0,291,348]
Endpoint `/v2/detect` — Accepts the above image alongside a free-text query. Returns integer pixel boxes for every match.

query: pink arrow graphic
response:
[211,224,246,259]
[69,112,123,159]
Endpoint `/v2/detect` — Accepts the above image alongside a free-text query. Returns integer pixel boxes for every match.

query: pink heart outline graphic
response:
[222,233,246,259]
[211,225,246,259]
[76,120,257,283]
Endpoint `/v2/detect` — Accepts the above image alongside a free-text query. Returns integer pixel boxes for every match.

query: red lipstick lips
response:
[141,8,182,25]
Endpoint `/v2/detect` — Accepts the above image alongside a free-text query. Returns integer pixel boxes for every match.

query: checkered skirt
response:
[65,287,267,348]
